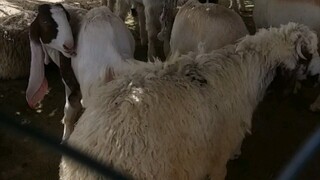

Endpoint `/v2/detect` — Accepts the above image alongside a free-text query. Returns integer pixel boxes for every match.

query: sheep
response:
[0,11,36,79]
[168,0,248,57]
[59,23,320,180]
[158,0,248,57]
[253,0,320,112]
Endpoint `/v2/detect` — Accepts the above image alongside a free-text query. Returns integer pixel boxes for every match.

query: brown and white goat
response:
[26,3,87,140]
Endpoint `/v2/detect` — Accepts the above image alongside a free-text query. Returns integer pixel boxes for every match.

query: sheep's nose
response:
[63,43,73,51]
[303,74,320,87]
[63,43,76,56]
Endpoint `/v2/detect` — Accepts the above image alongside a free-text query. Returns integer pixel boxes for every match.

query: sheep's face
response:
[30,4,75,58]
[272,39,320,98]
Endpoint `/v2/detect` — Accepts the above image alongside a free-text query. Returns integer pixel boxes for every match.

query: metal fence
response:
[1,111,319,180]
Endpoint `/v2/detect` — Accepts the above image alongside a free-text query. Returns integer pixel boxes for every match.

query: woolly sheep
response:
[0,11,36,79]
[253,0,320,112]
[169,0,248,57]
[159,0,247,57]
[60,23,320,180]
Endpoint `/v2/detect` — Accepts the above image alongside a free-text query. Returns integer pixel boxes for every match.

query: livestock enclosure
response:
[0,0,320,179]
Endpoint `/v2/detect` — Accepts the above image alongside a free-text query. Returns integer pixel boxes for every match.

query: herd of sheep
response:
[1,0,320,179]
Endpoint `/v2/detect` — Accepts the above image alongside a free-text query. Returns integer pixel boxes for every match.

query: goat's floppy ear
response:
[26,18,48,109]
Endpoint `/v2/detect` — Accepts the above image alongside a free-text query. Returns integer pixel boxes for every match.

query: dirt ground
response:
[0,0,320,180]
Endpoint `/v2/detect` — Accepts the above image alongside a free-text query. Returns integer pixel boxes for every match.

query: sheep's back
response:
[60,72,225,179]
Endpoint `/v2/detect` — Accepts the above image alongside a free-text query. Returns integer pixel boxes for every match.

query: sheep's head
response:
[26,3,75,108]
[270,23,320,98]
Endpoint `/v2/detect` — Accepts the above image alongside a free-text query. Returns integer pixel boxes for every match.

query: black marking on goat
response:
[35,4,58,44]
[30,3,70,44]
[59,53,82,109]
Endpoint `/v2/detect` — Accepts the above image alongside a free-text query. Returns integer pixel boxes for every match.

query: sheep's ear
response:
[26,19,48,109]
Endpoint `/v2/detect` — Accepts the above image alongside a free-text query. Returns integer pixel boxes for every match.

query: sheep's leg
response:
[237,0,246,12]
[228,0,234,9]
[117,0,131,21]
[157,0,175,57]
[136,3,147,46]
[229,0,248,15]
[61,85,83,141]
[102,0,115,11]
[310,94,320,112]
[101,0,108,6]
[145,4,164,60]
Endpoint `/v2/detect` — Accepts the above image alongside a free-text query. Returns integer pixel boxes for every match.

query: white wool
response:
[60,23,319,179]
[169,0,248,58]
[0,11,36,79]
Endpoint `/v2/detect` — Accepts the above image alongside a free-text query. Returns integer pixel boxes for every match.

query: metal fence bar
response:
[0,112,132,180]
[277,126,320,180]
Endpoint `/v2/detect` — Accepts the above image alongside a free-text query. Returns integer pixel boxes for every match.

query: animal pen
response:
[0,0,320,180]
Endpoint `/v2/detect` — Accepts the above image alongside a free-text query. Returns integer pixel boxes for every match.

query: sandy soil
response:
[0,0,320,180]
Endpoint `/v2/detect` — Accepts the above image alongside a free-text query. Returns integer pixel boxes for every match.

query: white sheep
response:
[26,4,139,141]
[0,11,36,79]
[169,0,248,57]
[158,0,248,57]
[60,23,320,180]
[253,0,320,112]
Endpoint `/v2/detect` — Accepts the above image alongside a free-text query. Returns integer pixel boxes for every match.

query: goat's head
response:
[270,23,320,98]
[30,3,75,57]
[26,3,74,108]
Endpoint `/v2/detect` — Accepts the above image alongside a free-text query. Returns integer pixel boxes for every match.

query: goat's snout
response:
[63,43,76,56]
